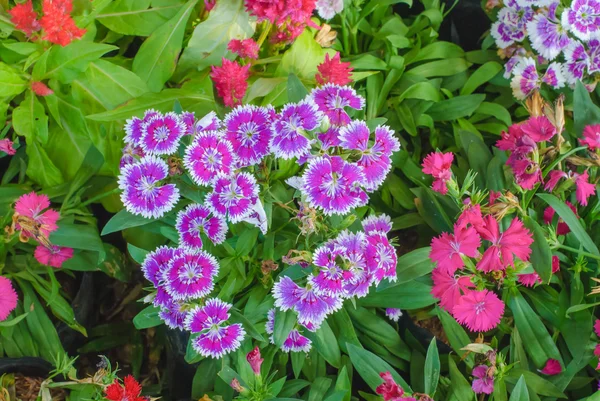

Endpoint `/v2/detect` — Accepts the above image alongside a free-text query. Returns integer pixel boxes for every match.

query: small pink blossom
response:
[210,59,250,107]
[581,124,600,150]
[422,151,454,195]
[518,272,542,287]
[0,138,16,155]
[431,268,474,313]
[430,225,481,275]
[34,245,74,268]
[476,216,533,273]
[543,202,577,235]
[31,81,54,96]
[0,276,18,321]
[315,52,353,86]
[544,170,568,191]
[575,170,596,206]
[520,116,556,142]
[552,255,560,274]
[228,38,259,59]
[471,365,494,394]
[14,192,60,238]
[452,289,505,332]
[539,359,562,375]
[376,372,404,400]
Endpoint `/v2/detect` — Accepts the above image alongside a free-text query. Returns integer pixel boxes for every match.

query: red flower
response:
[539,359,562,375]
[476,215,533,273]
[228,38,260,59]
[376,371,404,401]
[9,0,41,36]
[105,376,146,401]
[246,346,263,375]
[581,124,600,151]
[315,52,353,86]
[210,58,250,107]
[40,0,86,46]
[551,255,560,274]
[31,81,54,96]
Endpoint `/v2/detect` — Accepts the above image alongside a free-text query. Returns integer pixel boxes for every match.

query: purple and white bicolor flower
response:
[527,12,571,60]
[270,99,322,160]
[176,203,228,250]
[159,300,188,330]
[141,246,178,287]
[564,40,590,83]
[541,62,566,88]
[118,155,180,219]
[311,84,365,126]
[491,2,534,48]
[362,214,393,235]
[183,131,237,186]
[365,232,398,284]
[562,0,600,41]
[140,112,186,155]
[385,308,403,322]
[241,198,268,234]
[301,155,368,215]
[124,109,160,146]
[185,298,245,358]
[225,105,273,167]
[120,143,145,168]
[206,172,260,223]
[163,249,219,301]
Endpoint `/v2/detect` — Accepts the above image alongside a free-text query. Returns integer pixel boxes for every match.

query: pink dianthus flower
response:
[210,59,250,107]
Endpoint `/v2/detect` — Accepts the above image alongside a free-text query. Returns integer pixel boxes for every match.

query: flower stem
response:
[79,188,120,208]
[256,21,272,49]
[555,244,600,260]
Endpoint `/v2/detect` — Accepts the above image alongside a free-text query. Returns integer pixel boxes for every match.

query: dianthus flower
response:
[120,143,144,168]
[527,12,571,60]
[247,347,263,375]
[453,289,505,332]
[376,372,406,401]
[471,365,494,394]
[105,375,146,401]
[311,84,364,126]
[315,52,353,86]
[581,124,600,150]
[140,112,186,155]
[301,155,368,215]
[430,225,481,275]
[273,276,342,330]
[265,309,313,352]
[562,0,600,41]
[563,40,590,84]
[31,81,53,96]
[228,38,259,59]
[491,2,533,48]
[158,299,187,330]
[543,202,577,235]
[365,231,397,283]
[512,158,543,189]
[224,105,272,166]
[422,151,454,195]
[510,58,564,100]
[476,215,533,272]
[517,272,542,287]
[575,170,596,206]
[520,116,556,141]
[40,0,86,46]
[14,192,60,238]
[362,214,393,235]
[385,308,403,322]
[164,249,219,301]
[316,0,344,19]
[540,359,562,375]
[176,203,228,250]
[34,245,73,268]
[124,110,160,147]
[544,170,568,191]
[0,276,18,321]
[186,298,245,358]
[9,0,40,36]
[0,138,16,155]
[270,99,322,159]
[183,131,237,185]
[141,246,177,289]
[118,155,180,219]
[210,59,250,107]
[206,172,259,223]
[431,268,475,312]
[552,255,560,273]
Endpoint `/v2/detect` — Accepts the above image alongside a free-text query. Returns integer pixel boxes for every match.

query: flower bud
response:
[246,346,263,376]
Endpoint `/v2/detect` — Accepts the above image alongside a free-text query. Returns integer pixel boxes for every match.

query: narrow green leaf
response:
[508,375,529,401]
[423,338,440,396]
[522,217,553,283]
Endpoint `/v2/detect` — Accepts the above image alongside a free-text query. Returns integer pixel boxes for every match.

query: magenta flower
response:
[543,202,577,235]
[540,359,562,375]
[14,192,60,238]
[246,347,263,375]
[564,41,589,84]
[453,289,505,332]
[517,272,542,287]
[311,84,364,126]
[186,298,245,358]
[0,138,16,155]
[471,365,494,394]
[302,155,368,215]
[183,131,237,186]
[124,109,160,146]
[176,204,228,250]
[120,143,145,168]
[376,372,406,401]
[140,112,186,155]
[422,151,454,195]
[119,155,179,219]
[159,300,187,330]
[141,246,178,287]
[544,170,568,191]
[362,214,392,235]
[520,116,556,142]
[317,126,342,149]
[0,276,18,321]
[206,172,259,223]
[224,105,272,167]
[163,249,219,301]
[512,158,543,189]
[476,216,533,272]
[273,276,342,329]
[431,267,474,312]
[270,100,322,160]
[195,111,222,133]
[228,38,260,59]
[282,329,312,352]
[430,225,481,275]
[385,308,403,322]
[594,319,600,337]
[575,170,596,205]
[365,232,397,284]
[34,245,73,268]
[562,0,600,41]
[581,124,600,150]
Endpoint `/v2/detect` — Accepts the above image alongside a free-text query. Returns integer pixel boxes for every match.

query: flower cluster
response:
[8,192,73,268]
[489,0,600,98]
[269,214,397,353]
[120,84,401,359]
[244,0,319,44]
[9,0,86,46]
[105,375,147,401]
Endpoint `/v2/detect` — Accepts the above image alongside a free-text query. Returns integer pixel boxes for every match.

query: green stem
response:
[256,21,272,48]
[555,244,600,261]
[341,11,350,56]
[79,188,120,208]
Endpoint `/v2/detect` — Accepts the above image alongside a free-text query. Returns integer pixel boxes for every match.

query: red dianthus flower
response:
[210,59,250,108]
[40,0,86,46]
[315,52,353,86]
[9,0,41,36]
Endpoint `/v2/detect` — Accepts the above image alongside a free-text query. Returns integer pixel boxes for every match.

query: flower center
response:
[155,125,170,141]
[474,301,486,314]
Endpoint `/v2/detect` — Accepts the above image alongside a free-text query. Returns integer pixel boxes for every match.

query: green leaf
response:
[309,378,332,401]
[537,193,600,256]
[396,81,441,102]
[128,243,150,264]
[304,321,341,368]
[176,0,255,76]
[426,94,485,122]
[229,309,265,342]
[102,209,153,235]
[509,291,562,368]
[0,313,29,328]
[13,91,49,144]
[235,228,259,257]
[63,145,104,205]
[0,62,27,97]
[132,0,198,92]
[408,58,470,78]
[423,338,440,396]
[448,357,475,401]
[25,141,64,187]
[506,370,566,398]
[273,309,297,347]
[133,305,163,329]
[508,375,529,401]
[460,62,502,95]
[476,102,511,126]
[287,73,309,103]
[96,0,185,36]
[39,42,117,83]
[347,344,411,392]
[361,280,435,310]
[574,81,600,135]
[522,217,553,283]
[565,302,600,317]
[378,247,433,290]
[409,42,465,64]
[437,307,473,366]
